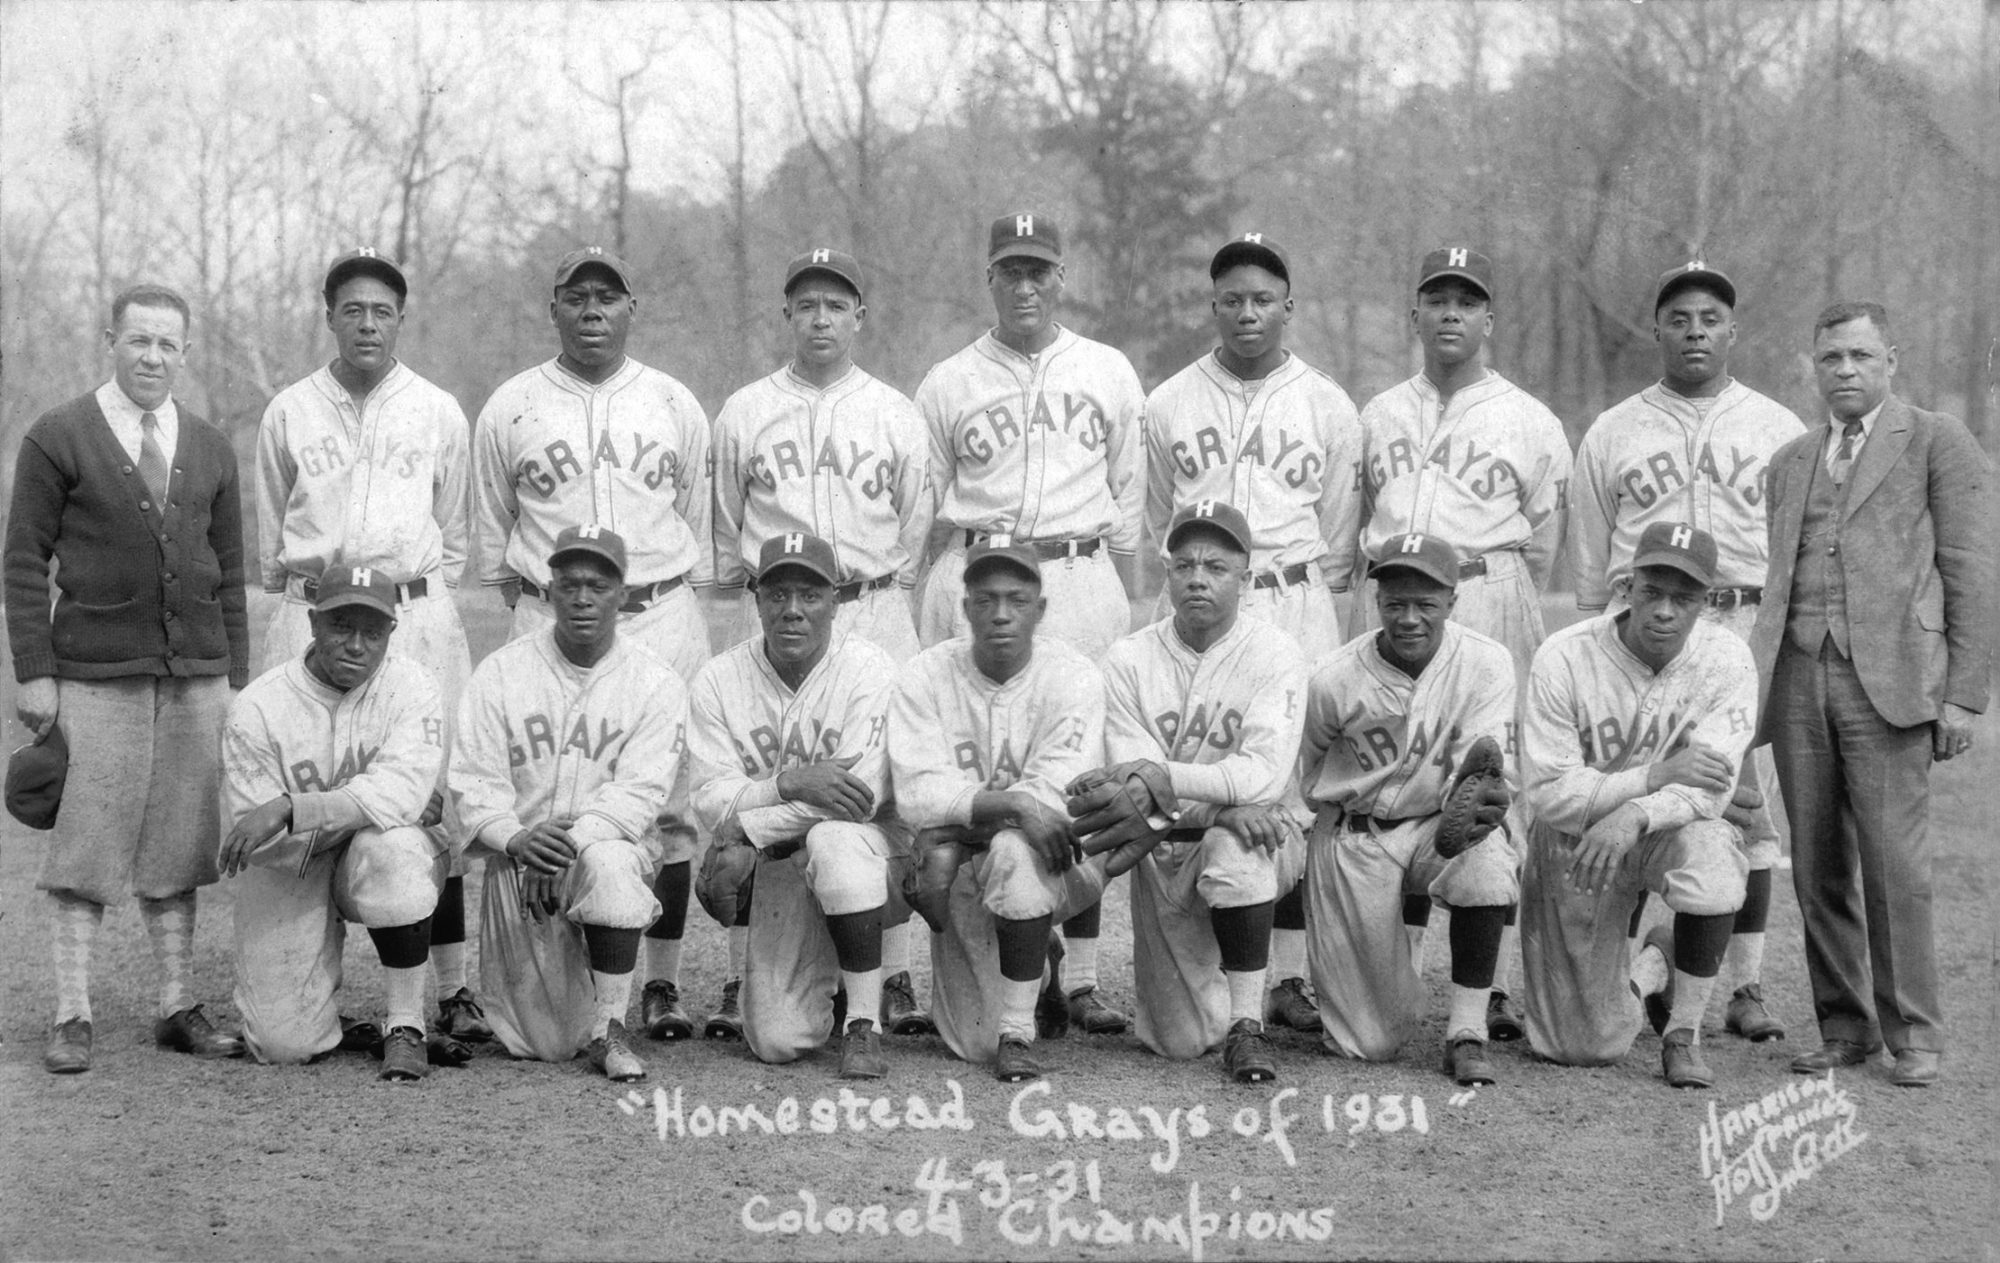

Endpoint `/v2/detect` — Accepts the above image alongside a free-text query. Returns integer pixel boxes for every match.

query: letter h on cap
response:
[811,249,830,264]
[1400,534,1426,555]
[1194,499,1217,517]
[351,566,375,586]
[577,524,603,540]
[783,533,804,553]
[1670,525,1693,550]
[1015,215,1034,237]
[1448,248,1468,267]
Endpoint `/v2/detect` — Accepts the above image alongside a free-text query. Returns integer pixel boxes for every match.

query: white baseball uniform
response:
[1518,613,1757,1065]
[223,654,447,1064]
[452,629,686,1062]
[1103,615,1308,1060]
[914,327,1143,659]
[1298,622,1520,1060]
[1359,371,1573,685]
[887,636,1105,1063]
[1144,351,1365,664]
[712,363,930,663]
[686,634,903,1063]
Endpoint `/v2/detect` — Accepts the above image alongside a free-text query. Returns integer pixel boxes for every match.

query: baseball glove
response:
[695,838,759,928]
[1721,781,1763,831]
[1065,760,1180,855]
[1436,736,1509,859]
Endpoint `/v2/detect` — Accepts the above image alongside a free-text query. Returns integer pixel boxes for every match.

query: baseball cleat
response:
[379,1026,430,1082]
[426,1030,475,1067]
[155,1004,245,1059]
[1265,977,1323,1033]
[43,1017,92,1075]
[704,980,743,1041]
[1066,987,1130,1036]
[993,1037,1044,1083]
[436,987,495,1042]
[338,1015,383,1054]
[590,1019,647,1082]
[1661,1028,1713,1089]
[1485,989,1525,1042]
[839,1019,888,1080]
[880,971,934,1036]
[1444,1035,1497,1086]
[1224,1019,1279,1083]
[1724,984,1786,1042]
[1635,925,1675,1036]
[641,980,694,1041]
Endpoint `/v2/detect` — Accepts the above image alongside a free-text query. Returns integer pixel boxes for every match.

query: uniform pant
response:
[919,543,1130,660]
[478,836,662,1062]
[1704,602,1784,868]
[233,826,446,1064]
[928,830,1082,1065]
[1149,563,1342,665]
[1130,826,1307,1060]
[1520,818,1747,1065]
[1308,811,1520,1061]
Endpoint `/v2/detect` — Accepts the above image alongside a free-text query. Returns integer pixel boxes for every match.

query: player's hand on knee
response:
[15,677,58,738]
[1015,796,1080,874]
[508,818,577,875]
[1647,741,1733,794]
[219,795,296,877]
[1568,804,1645,895]
[778,754,874,822]
[1216,804,1299,855]
[520,867,564,923]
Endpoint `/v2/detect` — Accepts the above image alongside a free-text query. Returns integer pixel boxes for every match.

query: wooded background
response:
[3,0,1995,500]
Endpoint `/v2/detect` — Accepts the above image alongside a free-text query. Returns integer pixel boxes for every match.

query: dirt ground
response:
[2,595,1995,1262]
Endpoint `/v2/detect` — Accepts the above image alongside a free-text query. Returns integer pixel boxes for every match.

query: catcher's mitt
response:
[1065,760,1180,855]
[695,838,759,927]
[1721,780,1763,831]
[1436,736,1509,859]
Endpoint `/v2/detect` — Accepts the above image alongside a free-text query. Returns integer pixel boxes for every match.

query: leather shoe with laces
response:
[155,1004,245,1059]
[1485,989,1525,1042]
[881,971,934,1036]
[1444,1035,1497,1086]
[705,980,743,1040]
[379,1026,429,1081]
[1067,987,1130,1035]
[1724,984,1786,1041]
[993,1037,1044,1083]
[436,987,495,1042]
[1790,1038,1880,1073]
[1891,1049,1940,1088]
[839,1019,888,1080]
[1265,977,1322,1033]
[1661,1028,1714,1089]
[44,1017,92,1074]
[1224,1018,1278,1083]
[641,979,694,1041]
[589,1019,647,1082]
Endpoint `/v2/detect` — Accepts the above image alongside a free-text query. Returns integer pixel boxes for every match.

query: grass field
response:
[1,591,1995,1261]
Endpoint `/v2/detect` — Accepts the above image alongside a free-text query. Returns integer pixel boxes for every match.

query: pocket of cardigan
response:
[70,597,137,613]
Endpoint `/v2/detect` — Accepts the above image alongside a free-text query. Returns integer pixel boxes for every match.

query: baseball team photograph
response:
[1,1,1994,1260]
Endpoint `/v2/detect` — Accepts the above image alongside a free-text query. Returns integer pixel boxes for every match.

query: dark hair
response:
[111,284,191,332]
[1813,301,1890,341]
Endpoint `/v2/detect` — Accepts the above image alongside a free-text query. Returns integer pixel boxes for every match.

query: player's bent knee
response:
[1433,838,1520,908]
[979,829,1061,920]
[1195,826,1278,909]
[335,826,445,927]
[802,821,889,916]
[1657,819,1750,917]
[566,837,663,929]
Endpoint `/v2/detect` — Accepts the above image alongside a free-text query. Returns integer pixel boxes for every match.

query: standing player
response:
[1299,534,1517,1085]
[471,246,713,1045]
[914,212,1145,1035]
[686,534,902,1079]
[219,567,446,1079]
[1359,246,1572,1041]
[710,248,931,1036]
[254,248,489,1048]
[1102,502,1308,1083]
[451,527,686,1081]
[1143,232,1365,1035]
[888,538,1105,1082]
[1567,262,1805,1044]
[1518,523,1756,1088]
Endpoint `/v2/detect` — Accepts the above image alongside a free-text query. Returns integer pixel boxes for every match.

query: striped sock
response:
[50,893,103,1024]
[140,892,196,1018]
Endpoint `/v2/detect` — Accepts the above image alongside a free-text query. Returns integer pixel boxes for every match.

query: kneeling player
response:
[888,538,1105,1082]
[1299,535,1517,1085]
[220,567,449,1079]
[1520,523,1755,1088]
[686,533,904,1079]
[452,527,686,1081]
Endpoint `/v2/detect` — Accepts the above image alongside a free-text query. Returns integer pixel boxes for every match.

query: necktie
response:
[138,411,170,518]
[1829,419,1862,486]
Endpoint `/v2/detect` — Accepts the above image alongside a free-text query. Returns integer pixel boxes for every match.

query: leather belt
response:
[1344,812,1416,835]
[836,573,897,604]
[963,530,1104,560]
[1253,562,1312,590]
[301,574,428,604]
[521,574,684,614]
[1459,556,1489,578]
[1706,586,1762,609]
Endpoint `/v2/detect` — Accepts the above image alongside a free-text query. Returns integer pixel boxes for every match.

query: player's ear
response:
[853,303,867,331]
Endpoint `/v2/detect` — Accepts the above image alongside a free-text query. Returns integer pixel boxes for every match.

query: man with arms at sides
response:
[451,527,686,1082]
[888,538,1105,1082]
[1519,523,1756,1089]
[710,248,932,1040]
[7,284,247,1073]
[1752,301,1995,1088]
[254,248,488,1052]
[1567,261,1805,1047]
[471,247,714,1048]
[1299,534,1518,1086]
[219,567,448,1080]
[914,213,1145,1036]
[686,533,905,1080]
[1143,233,1366,1036]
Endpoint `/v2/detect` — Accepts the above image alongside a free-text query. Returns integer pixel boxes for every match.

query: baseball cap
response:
[1654,260,1737,312]
[784,248,864,299]
[553,246,635,295]
[323,248,408,307]
[313,565,399,618]
[988,212,1062,266]
[548,524,629,579]
[5,721,68,831]
[963,533,1042,584]
[756,532,840,587]
[1631,521,1718,588]
[1210,233,1290,285]
[1417,246,1494,301]
[1165,500,1253,556]
[1367,533,1461,588]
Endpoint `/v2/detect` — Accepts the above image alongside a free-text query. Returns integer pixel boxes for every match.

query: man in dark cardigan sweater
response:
[5,283,250,1074]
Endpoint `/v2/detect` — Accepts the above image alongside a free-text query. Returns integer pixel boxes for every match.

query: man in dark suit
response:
[1750,301,1995,1088]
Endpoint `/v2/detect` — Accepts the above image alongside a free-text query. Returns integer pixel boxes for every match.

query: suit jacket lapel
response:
[1770,435,1816,570]
[1842,395,1910,519]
